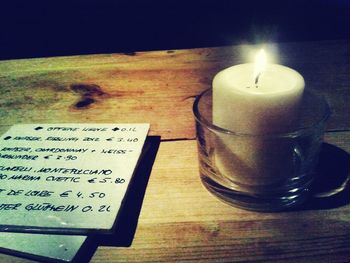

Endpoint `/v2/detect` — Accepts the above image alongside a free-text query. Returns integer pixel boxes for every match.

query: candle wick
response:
[254,72,261,88]
[255,72,261,85]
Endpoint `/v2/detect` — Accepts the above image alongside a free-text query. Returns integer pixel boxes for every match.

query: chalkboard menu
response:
[0,123,149,234]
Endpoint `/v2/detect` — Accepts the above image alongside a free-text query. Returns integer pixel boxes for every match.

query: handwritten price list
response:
[0,123,149,232]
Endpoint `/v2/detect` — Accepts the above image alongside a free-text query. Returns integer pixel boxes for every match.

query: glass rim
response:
[193,88,331,138]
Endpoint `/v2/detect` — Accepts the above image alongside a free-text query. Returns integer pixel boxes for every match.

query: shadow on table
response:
[299,142,350,211]
[73,136,161,263]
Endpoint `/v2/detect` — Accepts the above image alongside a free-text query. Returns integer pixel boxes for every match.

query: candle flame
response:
[254,49,267,85]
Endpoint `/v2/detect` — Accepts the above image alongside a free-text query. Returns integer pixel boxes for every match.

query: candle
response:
[213,50,305,134]
[212,50,305,190]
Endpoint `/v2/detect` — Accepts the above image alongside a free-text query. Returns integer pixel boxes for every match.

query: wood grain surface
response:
[0,40,349,262]
[1,40,350,139]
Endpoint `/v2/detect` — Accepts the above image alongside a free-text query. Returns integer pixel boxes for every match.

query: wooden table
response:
[0,40,349,262]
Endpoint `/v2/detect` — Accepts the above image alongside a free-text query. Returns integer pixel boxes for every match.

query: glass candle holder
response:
[193,88,331,212]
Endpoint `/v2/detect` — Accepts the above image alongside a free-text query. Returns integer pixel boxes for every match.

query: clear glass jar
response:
[193,89,331,211]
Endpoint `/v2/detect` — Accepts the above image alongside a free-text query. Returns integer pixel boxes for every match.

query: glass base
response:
[200,174,310,212]
[193,88,330,212]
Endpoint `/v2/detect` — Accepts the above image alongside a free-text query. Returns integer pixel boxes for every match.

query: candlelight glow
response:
[254,49,267,84]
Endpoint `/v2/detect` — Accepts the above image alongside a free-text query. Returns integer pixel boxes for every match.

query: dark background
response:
[1,0,350,60]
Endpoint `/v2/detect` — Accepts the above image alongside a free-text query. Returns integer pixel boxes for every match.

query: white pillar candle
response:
[212,50,305,190]
[213,50,305,133]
